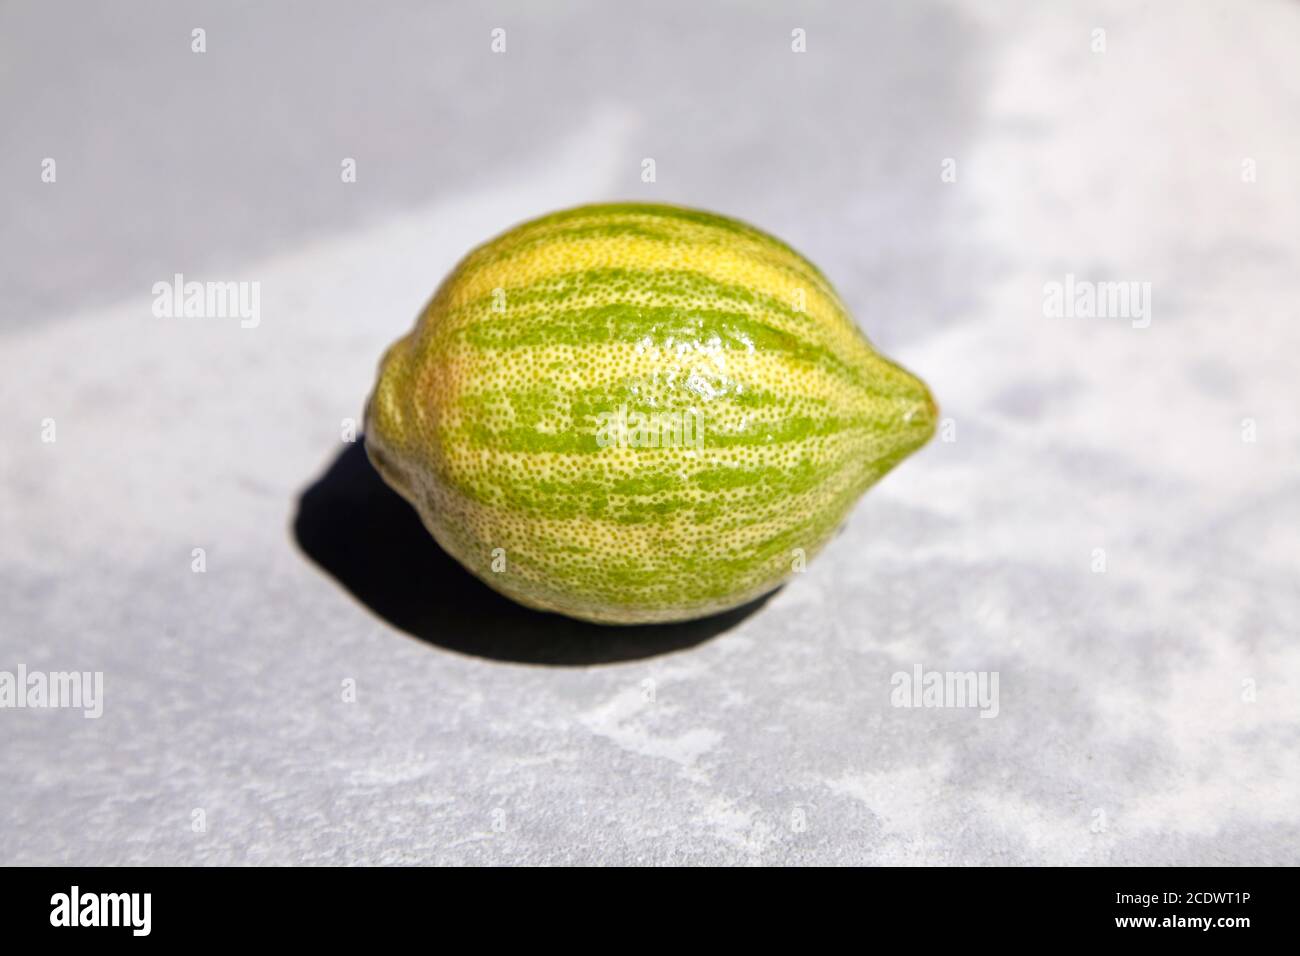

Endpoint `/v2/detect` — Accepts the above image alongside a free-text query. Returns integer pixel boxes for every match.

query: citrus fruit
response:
[364,202,936,625]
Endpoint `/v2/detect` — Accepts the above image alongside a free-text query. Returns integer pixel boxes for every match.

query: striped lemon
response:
[364,203,937,625]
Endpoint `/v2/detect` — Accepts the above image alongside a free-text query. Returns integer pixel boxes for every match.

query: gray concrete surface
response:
[2,0,1298,864]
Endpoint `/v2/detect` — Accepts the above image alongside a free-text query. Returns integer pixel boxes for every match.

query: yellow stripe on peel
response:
[461,207,847,306]
[441,235,864,354]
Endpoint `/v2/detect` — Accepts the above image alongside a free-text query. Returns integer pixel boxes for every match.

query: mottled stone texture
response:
[1,0,1297,864]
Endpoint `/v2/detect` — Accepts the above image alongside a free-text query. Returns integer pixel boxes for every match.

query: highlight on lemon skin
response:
[363,202,938,625]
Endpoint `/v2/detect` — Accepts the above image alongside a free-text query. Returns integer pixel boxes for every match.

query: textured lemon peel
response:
[364,202,937,624]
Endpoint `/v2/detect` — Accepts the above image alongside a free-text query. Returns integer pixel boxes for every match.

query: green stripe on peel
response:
[452,409,888,455]
[426,429,894,526]
[433,461,872,609]
[459,303,884,391]
[445,380,907,453]
[462,210,844,306]
[449,267,826,331]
